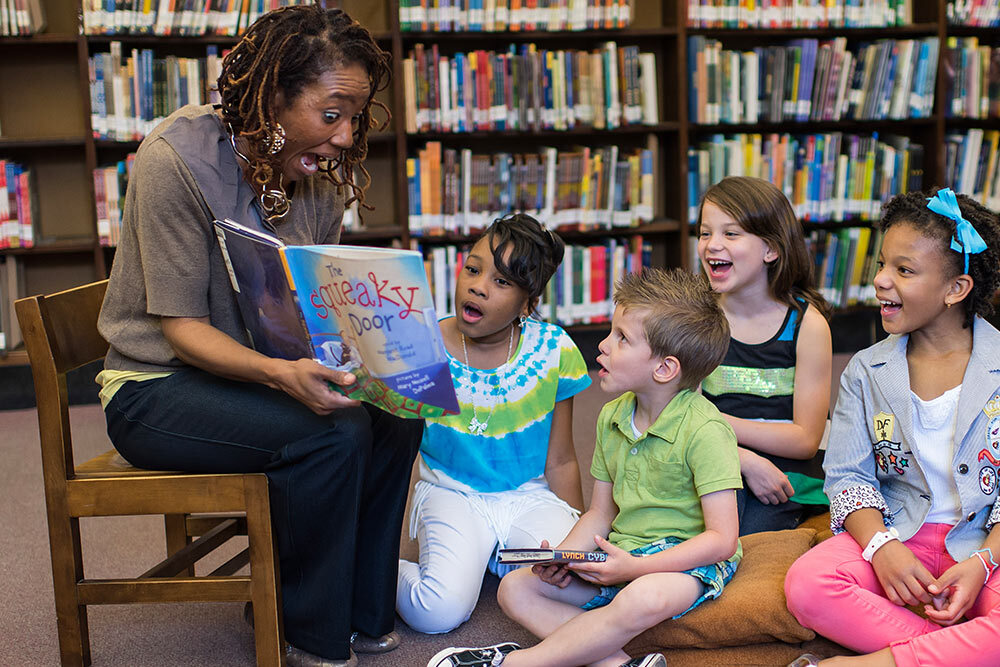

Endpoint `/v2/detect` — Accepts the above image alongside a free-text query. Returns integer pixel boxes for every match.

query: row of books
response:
[403,42,658,134]
[944,129,1000,212]
[0,0,44,35]
[948,0,1000,26]
[686,0,912,29]
[399,0,633,32]
[81,0,309,36]
[94,154,135,247]
[407,142,654,236]
[89,43,225,141]
[0,256,25,354]
[421,237,651,327]
[687,132,924,224]
[944,38,1000,119]
[0,160,35,249]
[687,36,939,125]
[809,227,883,308]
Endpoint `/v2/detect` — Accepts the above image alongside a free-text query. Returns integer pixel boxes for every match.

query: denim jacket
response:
[824,317,1000,561]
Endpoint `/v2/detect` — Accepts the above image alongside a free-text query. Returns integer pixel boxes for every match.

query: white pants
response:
[396,479,578,634]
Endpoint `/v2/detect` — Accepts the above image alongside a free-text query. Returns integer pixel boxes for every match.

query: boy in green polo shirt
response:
[427,268,742,667]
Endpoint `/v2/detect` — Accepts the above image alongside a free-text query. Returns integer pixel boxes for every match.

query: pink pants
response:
[785,523,1000,667]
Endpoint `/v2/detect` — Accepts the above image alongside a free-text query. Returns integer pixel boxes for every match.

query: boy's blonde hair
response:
[614,268,730,390]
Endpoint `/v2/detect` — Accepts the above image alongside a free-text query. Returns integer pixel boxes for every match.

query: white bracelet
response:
[972,551,993,584]
[862,528,900,562]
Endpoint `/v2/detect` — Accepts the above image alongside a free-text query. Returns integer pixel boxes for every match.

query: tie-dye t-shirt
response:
[419,318,591,493]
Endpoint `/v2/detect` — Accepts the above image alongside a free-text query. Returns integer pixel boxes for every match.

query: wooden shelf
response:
[399,27,678,42]
[85,34,239,46]
[408,123,679,142]
[687,23,939,38]
[0,349,28,367]
[944,117,1000,130]
[689,118,936,134]
[341,226,405,242]
[1,241,97,256]
[411,220,680,246]
[946,25,1000,38]
[0,137,87,148]
[0,33,78,45]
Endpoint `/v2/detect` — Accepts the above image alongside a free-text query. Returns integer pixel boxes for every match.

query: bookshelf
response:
[0,0,998,365]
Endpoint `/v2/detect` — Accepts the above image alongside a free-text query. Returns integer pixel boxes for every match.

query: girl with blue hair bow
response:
[784,189,1000,667]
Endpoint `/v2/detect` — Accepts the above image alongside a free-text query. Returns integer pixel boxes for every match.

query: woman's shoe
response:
[788,654,822,667]
[350,629,400,654]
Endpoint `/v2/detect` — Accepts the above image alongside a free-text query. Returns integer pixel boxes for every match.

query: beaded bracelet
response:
[972,548,999,582]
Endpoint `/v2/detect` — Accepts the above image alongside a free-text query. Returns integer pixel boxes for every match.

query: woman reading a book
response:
[95,6,420,666]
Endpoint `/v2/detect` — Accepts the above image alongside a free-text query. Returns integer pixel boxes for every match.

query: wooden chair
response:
[15,279,285,666]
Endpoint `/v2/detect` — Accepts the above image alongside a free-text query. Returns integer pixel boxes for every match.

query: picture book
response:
[496,548,609,565]
[213,218,459,419]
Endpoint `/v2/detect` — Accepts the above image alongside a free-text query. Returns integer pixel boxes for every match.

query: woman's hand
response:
[532,540,574,588]
[924,557,989,625]
[740,449,794,505]
[568,535,635,586]
[870,540,935,606]
[267,358,361,415]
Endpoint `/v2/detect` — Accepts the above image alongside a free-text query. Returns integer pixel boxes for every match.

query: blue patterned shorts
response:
[580,536,739,618]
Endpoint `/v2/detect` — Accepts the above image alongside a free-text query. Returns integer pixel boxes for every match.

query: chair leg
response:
[48,515,92,666]
[244,475,285,667]
[164,513,193,576]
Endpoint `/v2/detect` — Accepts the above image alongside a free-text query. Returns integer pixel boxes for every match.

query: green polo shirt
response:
[592,389,742,559]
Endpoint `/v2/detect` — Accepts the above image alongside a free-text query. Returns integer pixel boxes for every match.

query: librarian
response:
[94,6,420,666]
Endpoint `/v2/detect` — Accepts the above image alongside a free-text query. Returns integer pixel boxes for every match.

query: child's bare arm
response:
[571,489,739,585]
[556,479,616,551]
[535,480,616,587]
[724,305,832,459]
[543,398,584,511]
[631,489,738,577]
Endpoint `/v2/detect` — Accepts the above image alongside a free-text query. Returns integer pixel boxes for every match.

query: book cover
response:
[497,547,609,565]
[213,218,459,419]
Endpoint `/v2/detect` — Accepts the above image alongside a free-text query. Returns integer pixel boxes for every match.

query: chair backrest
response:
[15,279,110,484]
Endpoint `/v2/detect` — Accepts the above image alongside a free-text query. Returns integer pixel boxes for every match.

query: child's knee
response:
[608,580,683,627]
[497,567,537,615]
[397,580,480,634]
[784,549,825,623]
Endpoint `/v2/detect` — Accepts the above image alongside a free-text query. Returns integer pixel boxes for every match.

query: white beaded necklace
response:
[461,324,515,436]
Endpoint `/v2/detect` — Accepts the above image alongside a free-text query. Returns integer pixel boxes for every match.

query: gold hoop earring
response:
[262,123,286,156]
[946,301,952,309]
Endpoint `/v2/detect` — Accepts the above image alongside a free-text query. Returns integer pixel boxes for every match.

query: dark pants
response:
[104,368,423,660]
[736,486,806,536]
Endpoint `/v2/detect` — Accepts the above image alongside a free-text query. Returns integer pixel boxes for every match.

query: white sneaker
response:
[620,654,667,667]
[426,642,520,667]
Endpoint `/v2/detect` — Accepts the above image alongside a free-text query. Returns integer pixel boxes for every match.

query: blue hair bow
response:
[926,187,987,273]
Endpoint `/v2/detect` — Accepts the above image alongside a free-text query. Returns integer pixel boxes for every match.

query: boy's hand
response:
[532,540,573,588]
[870,540,935,606]
[924,557,989,626]
[568,535,635,586]
[741,450,794,505]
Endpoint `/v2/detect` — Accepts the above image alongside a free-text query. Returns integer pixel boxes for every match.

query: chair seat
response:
[74,449,183,478]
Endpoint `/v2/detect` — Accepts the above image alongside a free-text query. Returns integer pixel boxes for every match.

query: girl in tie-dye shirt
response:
[396,213,590,634]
